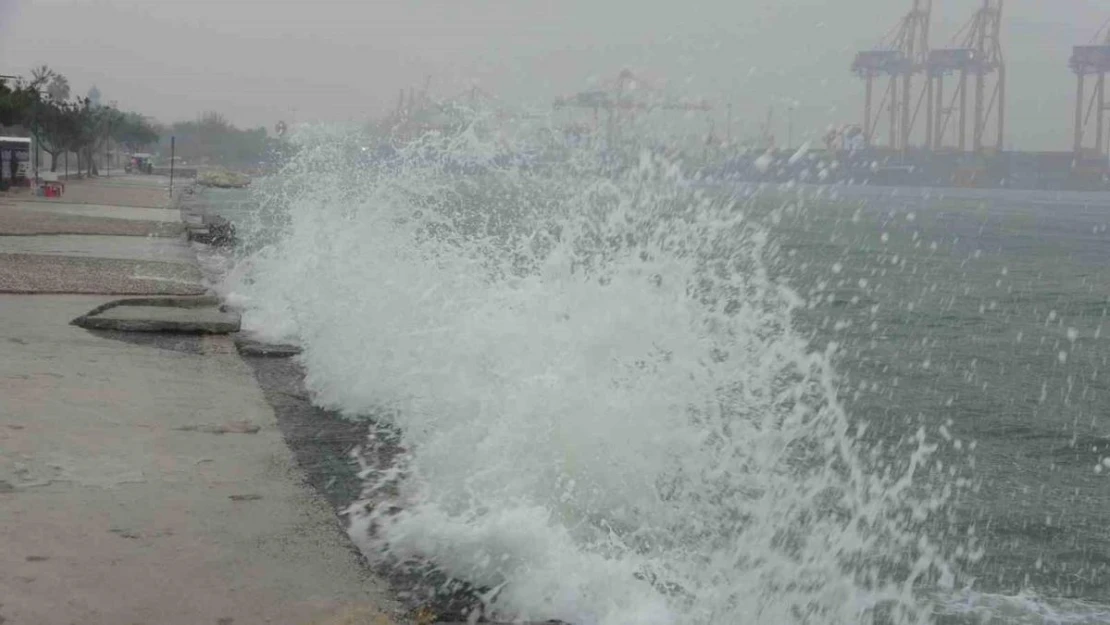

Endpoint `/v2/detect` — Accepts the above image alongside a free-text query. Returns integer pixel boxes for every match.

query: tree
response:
[3,65,163,176]
[46,74,70,103]
[74,98,106,176]
[111,111,160,153]
[65,103,160,176]
[30,65,54,86]
[0,77,43,128]
[73,98,94,175]
[199,110,230,129]
[14,66,76,171]
[157,111,268,167]
[29,97,82,172]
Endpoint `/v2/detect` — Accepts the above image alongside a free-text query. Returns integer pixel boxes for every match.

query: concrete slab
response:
[77,304,241,334]
[7,200,181,223]
[0,294,399,625]
[0,253,206,295]
[0,234,196,264]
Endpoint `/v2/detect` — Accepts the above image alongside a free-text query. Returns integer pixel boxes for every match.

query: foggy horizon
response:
[2,0,1108,151]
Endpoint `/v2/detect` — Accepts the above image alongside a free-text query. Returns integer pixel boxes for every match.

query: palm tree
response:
[30,65,54,86]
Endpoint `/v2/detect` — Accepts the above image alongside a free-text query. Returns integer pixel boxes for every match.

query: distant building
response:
[87,85,101,108]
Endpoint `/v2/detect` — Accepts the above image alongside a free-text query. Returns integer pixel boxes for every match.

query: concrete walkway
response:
[7,200,183,223]
[0,234,196,264]
[0,176,399,625]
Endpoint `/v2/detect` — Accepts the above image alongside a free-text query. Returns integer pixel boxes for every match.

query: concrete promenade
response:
[0,176,400,625]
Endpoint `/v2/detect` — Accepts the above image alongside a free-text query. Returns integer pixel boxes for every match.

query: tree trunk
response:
[48,151,59,172]
[76,151,82,177]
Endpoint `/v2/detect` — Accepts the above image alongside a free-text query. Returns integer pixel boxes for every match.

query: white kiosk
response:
[0,136,31,188]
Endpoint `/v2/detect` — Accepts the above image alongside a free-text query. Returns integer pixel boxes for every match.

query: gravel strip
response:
[0,208,184,237]
[0,253,206,295]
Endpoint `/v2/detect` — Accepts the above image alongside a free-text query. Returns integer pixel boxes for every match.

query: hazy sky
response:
[2,0,1106,150]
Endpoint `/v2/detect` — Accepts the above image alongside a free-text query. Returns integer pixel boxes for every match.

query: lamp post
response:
[106,100,117,177]
[105,115,110,178]
[169,136,175,198]
[726,103,733,144]
[787,104,796,150]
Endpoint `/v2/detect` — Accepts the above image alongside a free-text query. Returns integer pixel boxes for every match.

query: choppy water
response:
[213,126,1110,625]
[760,189,1110,609]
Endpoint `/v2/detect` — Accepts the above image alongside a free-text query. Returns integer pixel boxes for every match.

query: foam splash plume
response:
[227,120,976,625]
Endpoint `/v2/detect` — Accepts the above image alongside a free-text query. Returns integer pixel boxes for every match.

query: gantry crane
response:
[1070,20,1110,160]
[928,0,1006,154]
[851,0,932,151]
[553,69,711,143]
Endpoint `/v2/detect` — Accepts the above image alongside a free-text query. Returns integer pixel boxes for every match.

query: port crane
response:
[1071,18,1110,160]
[929,0,1006,153]
[851,0,932,151]
[553,69,711,143]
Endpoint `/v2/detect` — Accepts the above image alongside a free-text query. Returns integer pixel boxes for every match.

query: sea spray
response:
[227,121,974,624]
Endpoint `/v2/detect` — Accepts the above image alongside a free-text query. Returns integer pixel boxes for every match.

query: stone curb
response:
[70,296,240,334]
[233,336,303,357]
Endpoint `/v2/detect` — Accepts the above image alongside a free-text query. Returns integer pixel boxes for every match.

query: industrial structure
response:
[362,5,1110,191]
[851,0,932,152]
[714,1,1110,190]
[852,0,1006,155]
[929,0,1006,153]
[1070,23,1110,161]
[553,69,712,144]
[374,80,515,142]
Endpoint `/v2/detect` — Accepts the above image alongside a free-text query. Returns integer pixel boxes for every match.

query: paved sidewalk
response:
[0,199,184,237]
[0,175,399,625]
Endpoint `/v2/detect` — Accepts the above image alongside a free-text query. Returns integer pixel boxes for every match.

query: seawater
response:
[218,124,1110,625]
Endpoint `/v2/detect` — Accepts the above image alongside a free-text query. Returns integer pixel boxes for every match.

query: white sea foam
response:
[227,121,977,625]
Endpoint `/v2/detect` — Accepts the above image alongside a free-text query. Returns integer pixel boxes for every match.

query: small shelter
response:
[0,136,32,188]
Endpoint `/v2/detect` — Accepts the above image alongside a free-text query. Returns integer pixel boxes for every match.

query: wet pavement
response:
[0,233,197,264]
[6,199,181,223]
[0,175,401,625]
[0,177,205,295]
[0,253,205,294]
[0,203,184,237]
